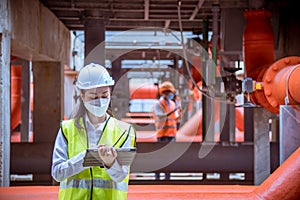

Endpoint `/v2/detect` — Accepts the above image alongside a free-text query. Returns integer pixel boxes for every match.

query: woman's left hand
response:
[98,145,117,168]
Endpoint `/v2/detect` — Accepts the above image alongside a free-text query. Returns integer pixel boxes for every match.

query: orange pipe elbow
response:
[10,65,22,131]
[243,9,300,113]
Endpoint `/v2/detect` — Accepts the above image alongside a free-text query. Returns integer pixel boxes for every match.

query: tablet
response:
[83,147,136,167]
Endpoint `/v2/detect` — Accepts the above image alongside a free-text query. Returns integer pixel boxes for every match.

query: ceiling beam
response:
[189,0,205,20]
[144,0,149,20]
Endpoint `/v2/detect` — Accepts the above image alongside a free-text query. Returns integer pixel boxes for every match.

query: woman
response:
[52,63,136,200]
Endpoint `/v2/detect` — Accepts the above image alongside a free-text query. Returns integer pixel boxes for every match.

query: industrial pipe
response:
[130,84,158,99]
[243,9,300,113]
[10,65,22,131]
[129,80,244,142]
[263,57,300,113]
[243,9,274,80]
[176,103,245,142]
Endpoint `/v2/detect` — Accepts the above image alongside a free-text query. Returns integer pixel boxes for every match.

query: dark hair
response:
[71,89,87,129]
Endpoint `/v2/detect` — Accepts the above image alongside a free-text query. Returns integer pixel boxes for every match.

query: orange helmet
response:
[159,81,176,94]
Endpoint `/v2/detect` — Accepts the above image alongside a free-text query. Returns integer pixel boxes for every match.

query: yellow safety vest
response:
[59,116,136,200]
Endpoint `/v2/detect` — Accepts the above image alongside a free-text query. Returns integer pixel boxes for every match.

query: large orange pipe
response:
[243,9,300,113]
[243,9,275,109]
[263,57,300,113]
[130,84,158,99]
[10,65,22,131]
[243,9,274,80]
[176,103,244,142]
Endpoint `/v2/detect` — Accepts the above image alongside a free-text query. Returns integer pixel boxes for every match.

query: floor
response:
[0,185,257,200]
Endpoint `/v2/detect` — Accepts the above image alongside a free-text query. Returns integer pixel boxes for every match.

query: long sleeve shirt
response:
[51,114,132,183]
[153,97,180,118]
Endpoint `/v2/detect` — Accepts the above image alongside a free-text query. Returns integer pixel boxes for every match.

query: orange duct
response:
[243,9,300,113]
[235,107,244,132]
[176,102,244,142]
[10,65,22,131]
[130,83,158,99]
[243,10,274,80]
[243,9,275,108]
[263,57,300,113]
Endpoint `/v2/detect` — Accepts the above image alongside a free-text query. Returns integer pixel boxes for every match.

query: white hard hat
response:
[76,63,115,89]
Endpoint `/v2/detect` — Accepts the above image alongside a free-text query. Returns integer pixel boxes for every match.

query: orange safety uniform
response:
[153,98,178,138]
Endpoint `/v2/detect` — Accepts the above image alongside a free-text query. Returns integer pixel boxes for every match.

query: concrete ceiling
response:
[39,0,248,32]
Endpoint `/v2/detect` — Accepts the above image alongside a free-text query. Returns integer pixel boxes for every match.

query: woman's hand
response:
[98,145,117,168]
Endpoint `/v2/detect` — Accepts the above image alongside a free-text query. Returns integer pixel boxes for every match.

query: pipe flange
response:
[263,56,300,113]
[253,64,278,113]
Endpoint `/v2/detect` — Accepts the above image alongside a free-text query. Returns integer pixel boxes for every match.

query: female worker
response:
[51,63,136,200]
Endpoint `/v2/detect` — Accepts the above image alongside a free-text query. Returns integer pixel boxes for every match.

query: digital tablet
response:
[83,147,136,167]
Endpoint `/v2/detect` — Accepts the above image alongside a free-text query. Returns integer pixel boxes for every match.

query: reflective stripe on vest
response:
[59,116,135,200]
[156,125,177,130]
[60,178,128,191]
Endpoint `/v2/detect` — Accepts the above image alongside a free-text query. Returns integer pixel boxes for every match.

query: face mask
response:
[84,98,110,117]
[167,93,174,100]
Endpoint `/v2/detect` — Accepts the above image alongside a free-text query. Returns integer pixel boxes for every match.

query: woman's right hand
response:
[98,145,117,168]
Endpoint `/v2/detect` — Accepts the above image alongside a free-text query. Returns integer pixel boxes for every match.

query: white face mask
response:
[84,98,110,117]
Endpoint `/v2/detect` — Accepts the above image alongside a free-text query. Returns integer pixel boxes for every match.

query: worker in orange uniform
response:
[152,81,181,180]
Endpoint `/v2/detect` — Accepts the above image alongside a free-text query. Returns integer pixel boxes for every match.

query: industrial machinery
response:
[8,2,300,192]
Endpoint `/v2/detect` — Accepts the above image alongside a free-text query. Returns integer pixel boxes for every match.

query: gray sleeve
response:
[153,101,167,117]
[51,128,88,182]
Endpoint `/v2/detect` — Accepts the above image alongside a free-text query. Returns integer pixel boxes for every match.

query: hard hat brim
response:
[76,81,115,90]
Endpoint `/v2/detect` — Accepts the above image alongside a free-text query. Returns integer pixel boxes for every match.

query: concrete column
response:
[11,59,31,142]
[220,103,236,142]
[253,108,270,185]
[84,19,105,66]
[111,58,122,83]
[0,0,11,187]
[244,107,254,142]
[32,62,63,143]
[279,105,300,164]
[110,58,130,119]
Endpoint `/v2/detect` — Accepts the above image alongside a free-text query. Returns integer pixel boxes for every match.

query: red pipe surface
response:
[10,65,22,131]
[263,57,300,112]
[243,10,274,80]
[243,9,275,109]
[243,9,300,113]
[130,84,158,99]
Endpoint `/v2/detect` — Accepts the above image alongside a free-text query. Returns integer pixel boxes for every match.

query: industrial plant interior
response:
[0,0,300,199]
